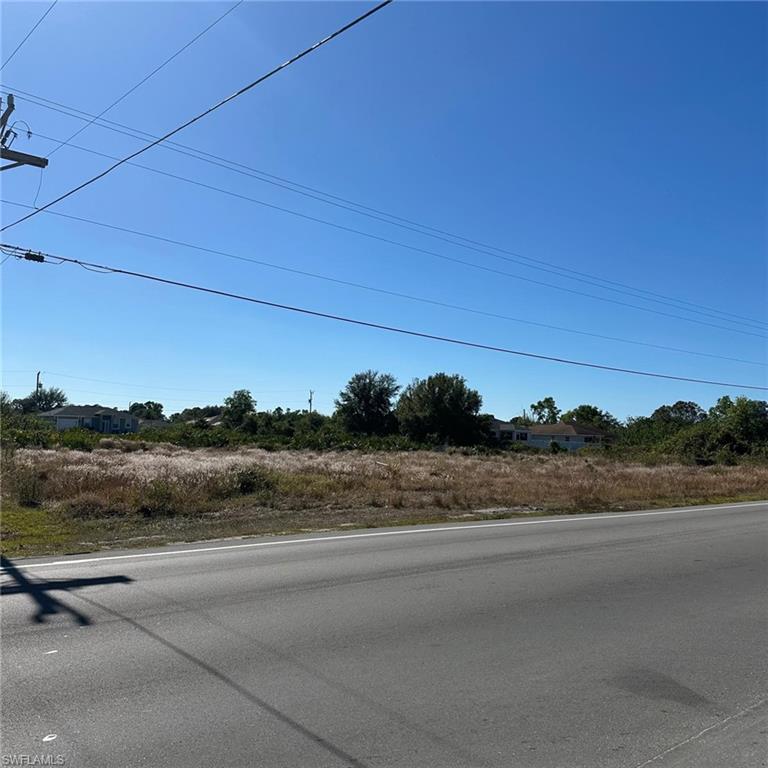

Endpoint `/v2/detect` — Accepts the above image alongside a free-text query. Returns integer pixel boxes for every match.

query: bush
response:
[231,466,276,496]
[8,462,45,507]
[98,438,148,452]
[0,411,56,449]
[63,493,124,519]
[59,428,101,452]
[138,479,179,517]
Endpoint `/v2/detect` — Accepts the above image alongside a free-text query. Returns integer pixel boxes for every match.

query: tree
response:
[561,404,621,433]
[222,389,256,428]
[396,373,485,445]
[651,401,706,424]
[334,370,399,435]
[719,397,768,444]
[12,386,67,413]
[169,405,222,423]
[530,397,560,424]
[129,401,165,420]
[708,396,734,421]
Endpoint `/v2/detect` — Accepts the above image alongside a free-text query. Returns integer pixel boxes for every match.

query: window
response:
[516,432,528,441]
[564,436,570,442]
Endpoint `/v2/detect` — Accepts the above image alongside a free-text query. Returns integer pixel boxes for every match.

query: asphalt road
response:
[2,502,766,768]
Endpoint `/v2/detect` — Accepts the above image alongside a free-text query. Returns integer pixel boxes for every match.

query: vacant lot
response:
[2,445,767,556]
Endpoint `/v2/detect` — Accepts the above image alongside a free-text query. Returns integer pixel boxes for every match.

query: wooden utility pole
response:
[308,390,314,415]
[1,95,49,171]
[35,371,41,409]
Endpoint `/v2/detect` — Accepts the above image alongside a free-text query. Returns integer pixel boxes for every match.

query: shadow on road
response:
[72,590,371,768]
[0,555,134,625]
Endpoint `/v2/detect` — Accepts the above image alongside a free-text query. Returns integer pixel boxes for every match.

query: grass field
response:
[2,445,766,557]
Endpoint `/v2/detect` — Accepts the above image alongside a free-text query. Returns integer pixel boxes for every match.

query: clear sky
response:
[1,1,766,421]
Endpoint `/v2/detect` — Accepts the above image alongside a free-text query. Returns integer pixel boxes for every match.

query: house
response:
[489,418,523,442]
[524,422,606,451]
[38,405,139,434]
[489,418,605,451]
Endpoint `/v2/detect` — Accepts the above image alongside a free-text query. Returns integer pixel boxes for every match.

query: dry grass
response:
[2,446,766,556]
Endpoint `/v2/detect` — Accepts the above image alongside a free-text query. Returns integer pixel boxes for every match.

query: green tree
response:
[222,389,256,428]
[12,386,67,413]
[129,401,165,420]
[708,396,734,421]
[561,404,621,432]
[530,397,560,424]
[651,401,705,424]
[396,373,484,445]
[720,397,768,443]
[335,370,400,435]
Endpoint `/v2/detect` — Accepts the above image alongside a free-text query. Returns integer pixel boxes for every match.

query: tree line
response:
[3,371,767,462]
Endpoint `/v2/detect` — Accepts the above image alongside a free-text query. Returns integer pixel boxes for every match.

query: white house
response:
[38,405,139,434]
[489,418,606,451]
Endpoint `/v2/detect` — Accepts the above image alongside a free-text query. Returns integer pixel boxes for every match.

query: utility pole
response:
[0,95,49,171]
[308,390,314,416]
[35,371,41,410]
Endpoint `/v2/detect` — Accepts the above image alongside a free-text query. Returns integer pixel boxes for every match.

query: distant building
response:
[38,405,139,434]
[489,418,606,451]
[489,418,520,442]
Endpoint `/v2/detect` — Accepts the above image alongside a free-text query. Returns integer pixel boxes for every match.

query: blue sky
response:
[1,1,766,420]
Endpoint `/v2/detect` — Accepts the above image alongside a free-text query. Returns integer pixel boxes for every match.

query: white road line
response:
[631,697,768,768]
[3,501,765,571]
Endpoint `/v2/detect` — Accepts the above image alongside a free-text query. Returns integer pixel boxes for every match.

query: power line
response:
[43,0,244,162]
[2,198,762,368]
[23,130,768,335]
[0,1,58,72]
[7,244,767,391]
[4,191,765,342]
[3,86,764,330]
[0,0,393,232]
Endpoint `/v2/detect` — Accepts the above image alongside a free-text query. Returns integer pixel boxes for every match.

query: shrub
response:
[98,438,147,452]
[63,493,122,519]
[138,478,178,517]
[231,466,276,496]
[59,428,100,452]
[8,463,46,507]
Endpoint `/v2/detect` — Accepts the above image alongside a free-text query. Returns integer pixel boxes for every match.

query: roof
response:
[39,405,134,418]
[525,422,605,437]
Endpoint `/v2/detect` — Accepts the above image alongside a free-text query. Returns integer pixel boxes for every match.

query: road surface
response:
[2,502,766,767]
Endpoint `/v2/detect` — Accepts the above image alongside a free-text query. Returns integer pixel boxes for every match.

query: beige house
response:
[38,405,139,434]
[490,419,606,451]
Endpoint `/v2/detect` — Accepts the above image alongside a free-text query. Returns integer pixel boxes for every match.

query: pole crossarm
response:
[1,146,48,169]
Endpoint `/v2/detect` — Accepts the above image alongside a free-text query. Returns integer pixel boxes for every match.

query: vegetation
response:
[10,385,67,414]
[560,404,622,432]
[3,445,766,556]
[2,375,767,465]
[396,373,487,444]
[335,370,399,435]
[529,396,561,424]
[129,400,165,420]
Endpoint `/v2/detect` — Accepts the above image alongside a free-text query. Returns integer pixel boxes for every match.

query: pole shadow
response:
[0,555,133,625]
